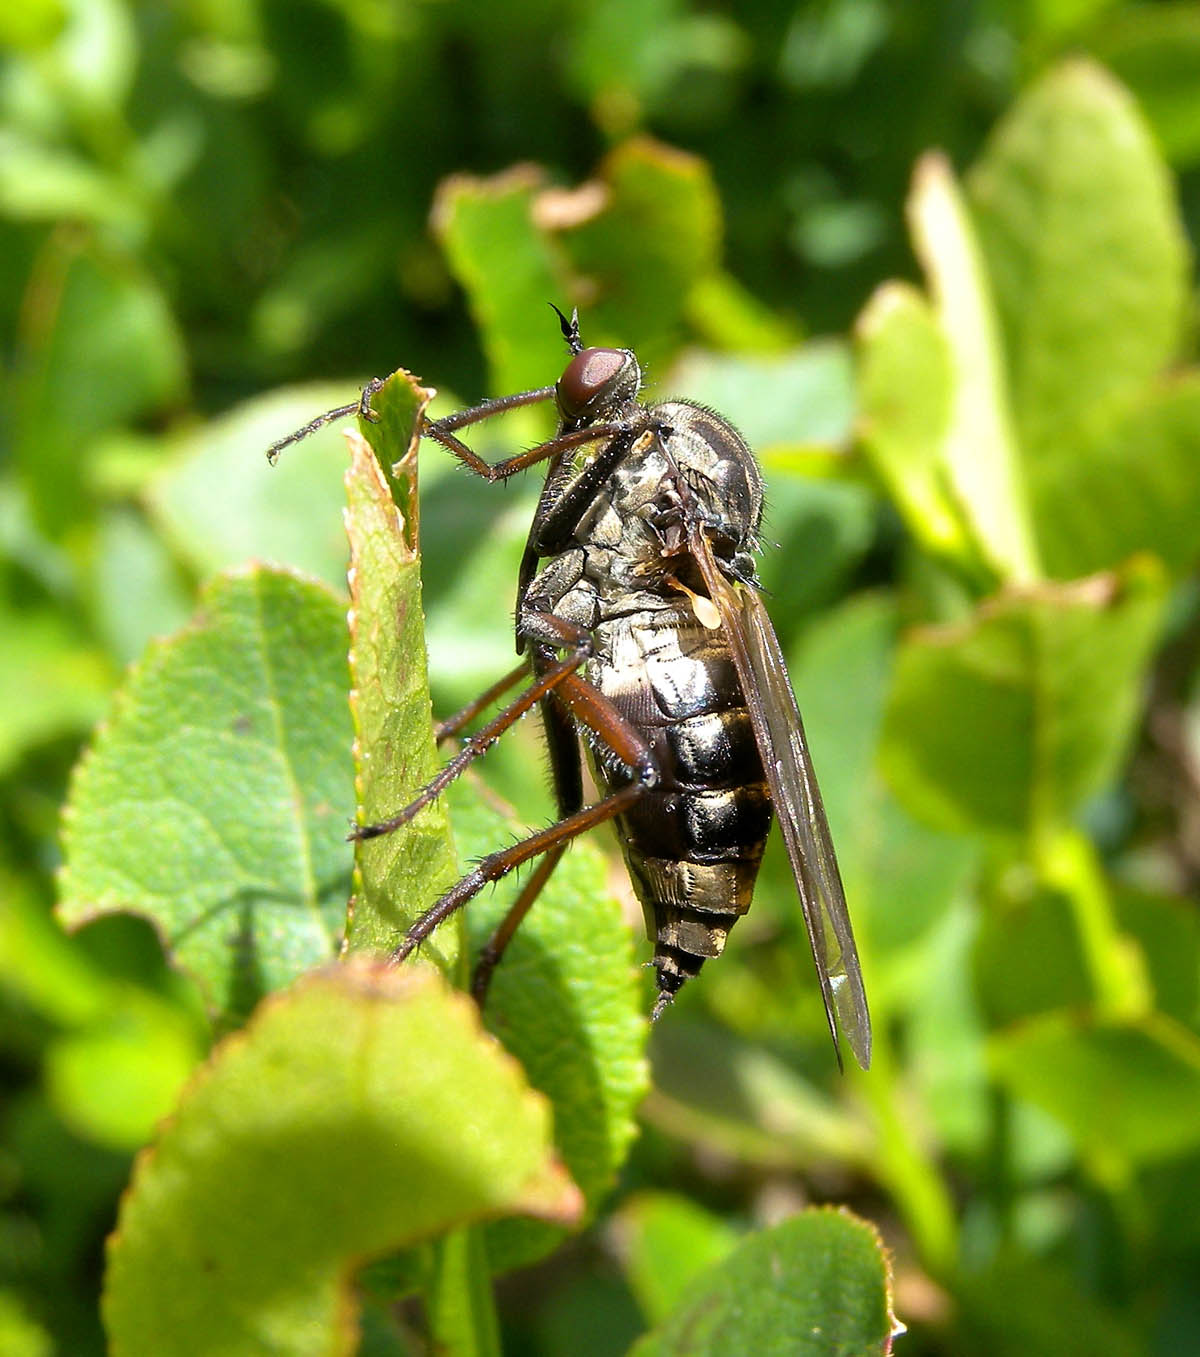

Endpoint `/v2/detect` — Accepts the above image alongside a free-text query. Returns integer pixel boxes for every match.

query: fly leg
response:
[468,844,566,1004]
[267,370,628,478]
[465,671,581,1003]
[350,643,588,842]
[264,377,389,463]
[425,415,631,483]
[397,666,659,986]
[380,611,659,1000]
[395,772,646,964]
[433,661,530,744]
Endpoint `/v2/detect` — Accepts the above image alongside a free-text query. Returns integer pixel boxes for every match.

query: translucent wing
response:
[690,528,872,1070]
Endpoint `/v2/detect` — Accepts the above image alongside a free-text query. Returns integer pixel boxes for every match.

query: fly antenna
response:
[549,303,583,355]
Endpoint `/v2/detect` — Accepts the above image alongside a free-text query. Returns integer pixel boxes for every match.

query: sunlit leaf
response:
[103,964,581,1357]
[969,59,1187,464]
[618,1191,741,1325]
[630,1209,894,1356]
[907,153,1039,583]
[58,567,354,1023]
[967,59,1190,572]
[880,559,1166,836]
[341,369,461,965]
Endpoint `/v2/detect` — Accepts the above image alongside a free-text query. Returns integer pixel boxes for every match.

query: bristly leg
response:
[264,377,387,464]
[388,663,660,980]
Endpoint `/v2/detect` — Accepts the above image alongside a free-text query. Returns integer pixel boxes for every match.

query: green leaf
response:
[0,1290,52,1357]
[433,167,568,398]
[556,138,722,367]
[0,601,111,777]
[342,368,645,1267]
[755,474,876,636]
[668,341,855,453]
[447,779,648,1273]
[432,140,725,391]
[356,769,646,1296]
[972,887,1094,1027]
[617,1192,741,1325]
[0,133,139,228]
[629,1209,894,1357]
[102,963,582,1357]
[1113,885,1200,1027]
[2,886,205,1151]
[1033,375,1200,579]
[149,382,361,593]
[44,995,201,1152]
[880,558,1167,836]
[13,238,187,536]
[0,0,65,49]
[1091,6,1200,165]
[988,1013,1200,1170]
[907,152,1039,583]
[784,593,976,961]
[342,371,461,965]
[855,282,980,576]
[21,0,136,110]
[58,567,354,1023]
[967,60,1190,541]
[90,507,194,667]
[328,364,644,1283]
[419,460,543,715]
[422,1227,503,1357]
[901,902,991,1161]
[685,271,797,353]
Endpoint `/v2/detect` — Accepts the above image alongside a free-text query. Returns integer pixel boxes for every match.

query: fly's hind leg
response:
[433,662,530,745]
[393,619,661,1001]
[466,659,660,1003]
[394,675,656,976]
[351,638,588,843]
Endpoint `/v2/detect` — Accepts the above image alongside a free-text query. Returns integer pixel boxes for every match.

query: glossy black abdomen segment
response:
[589,613,773,1006]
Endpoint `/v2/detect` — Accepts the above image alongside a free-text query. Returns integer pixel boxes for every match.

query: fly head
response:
[556,346,642,429]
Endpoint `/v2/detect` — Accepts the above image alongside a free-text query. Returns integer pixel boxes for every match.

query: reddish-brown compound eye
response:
[557,347,627,418]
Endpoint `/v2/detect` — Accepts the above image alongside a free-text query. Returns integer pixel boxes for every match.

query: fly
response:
[268,309,871,1069]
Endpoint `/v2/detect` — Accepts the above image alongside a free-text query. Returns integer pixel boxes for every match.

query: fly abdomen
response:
[591,615,773,1012]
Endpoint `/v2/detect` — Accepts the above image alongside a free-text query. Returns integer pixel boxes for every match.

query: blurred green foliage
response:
[3,2,1200,1354]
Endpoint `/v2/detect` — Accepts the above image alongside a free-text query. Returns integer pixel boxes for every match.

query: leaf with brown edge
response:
[58,565,355,1026]
[342,370,461,968]
[103,962,582,1357]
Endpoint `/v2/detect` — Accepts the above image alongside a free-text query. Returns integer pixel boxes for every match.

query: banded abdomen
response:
[589,608,773,1011]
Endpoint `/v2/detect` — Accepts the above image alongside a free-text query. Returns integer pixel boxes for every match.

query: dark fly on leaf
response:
[268,309,871,1069]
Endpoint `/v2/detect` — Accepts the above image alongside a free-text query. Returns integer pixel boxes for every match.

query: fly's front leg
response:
[527,422,669,557]
[267,365,635,488]
[426,416,631,483]
[266,373,567,469]
[264,377,389,464]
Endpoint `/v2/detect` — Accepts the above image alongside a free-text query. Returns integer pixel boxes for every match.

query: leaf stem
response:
[856,1021,959,1277]
[1033,826,1149,1019]
[424,1226,502,1357]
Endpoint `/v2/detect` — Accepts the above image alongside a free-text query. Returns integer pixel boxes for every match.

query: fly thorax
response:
[650,400,765,555]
